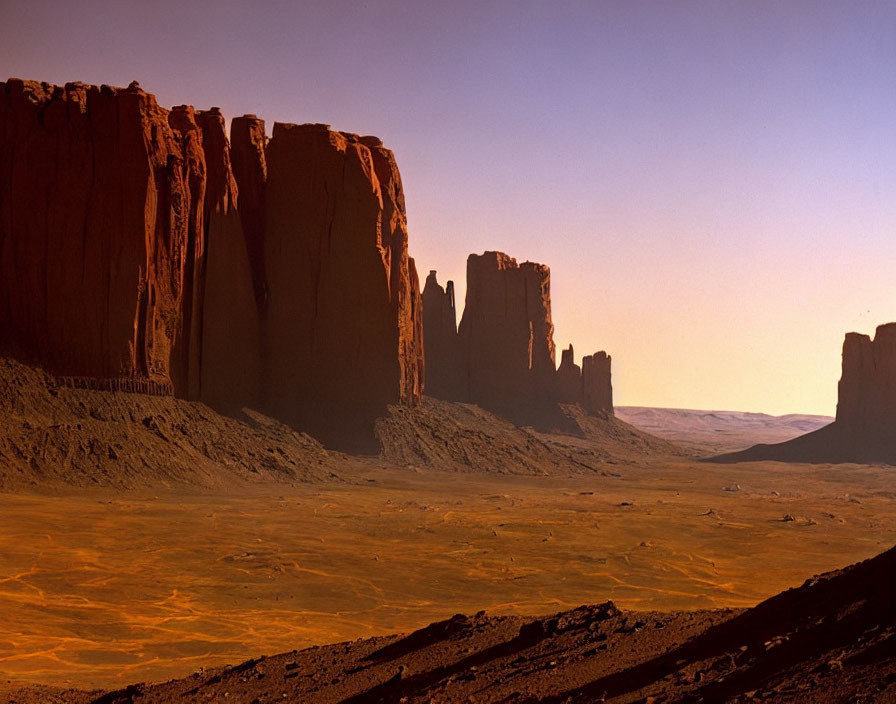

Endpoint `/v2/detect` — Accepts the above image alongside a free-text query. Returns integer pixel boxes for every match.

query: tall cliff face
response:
[0,79,423,449]
[582,351,613,415]
[836,323,896,438]
[457,252,556,412]
[262,124,421,447]
[194,108,263,413]
[0,79,204,391]
[422,252,614,419]
[422,271,461,399]
[556,344,582,403]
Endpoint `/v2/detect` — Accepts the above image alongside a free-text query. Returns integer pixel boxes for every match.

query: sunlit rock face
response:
[0,79,423,450]
[0,79,205,392]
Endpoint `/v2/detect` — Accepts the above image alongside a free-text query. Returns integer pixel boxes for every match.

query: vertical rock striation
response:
[457,251,556,413]
[262,124,421,448]
[422,271,461,399]
[582,350,613,415]
[195,108,263,413]
[0,78,424,450]
[421,251,615,420]
[0,79,205,392]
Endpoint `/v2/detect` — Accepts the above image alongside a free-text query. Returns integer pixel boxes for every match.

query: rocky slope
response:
[10,545,894,703]
[0,357,684,489]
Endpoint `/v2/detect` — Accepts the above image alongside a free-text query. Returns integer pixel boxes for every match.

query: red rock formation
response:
[230,115,268,308]
[582,351,613,415]
[261,123,422,448]
[0,79,204,391]
[715,323,896,464]
[457,252,556,412]
[836,323,896,437]
[0,79,424,450]
[556,344,582,403]
[195,108,262,412]
[422,271,462,399]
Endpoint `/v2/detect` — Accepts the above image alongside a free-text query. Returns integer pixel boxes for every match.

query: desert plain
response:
[1,442,893,690]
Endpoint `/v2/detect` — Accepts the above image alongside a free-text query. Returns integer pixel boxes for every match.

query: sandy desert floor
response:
[0,458,893,690]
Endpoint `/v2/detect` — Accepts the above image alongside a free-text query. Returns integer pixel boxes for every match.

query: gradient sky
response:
[2,0,894,415]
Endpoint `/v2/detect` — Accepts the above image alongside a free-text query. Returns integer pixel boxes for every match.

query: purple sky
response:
[2,0,895,414]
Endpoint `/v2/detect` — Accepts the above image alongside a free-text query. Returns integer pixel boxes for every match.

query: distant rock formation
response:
[713,322,896,464]
[836,323,896,438]
[582,350,613,414]
[555,345,582,403]
[458,252,557,413]
[423,252,614,422]
[422,271,462,399]
[0,78,423,450]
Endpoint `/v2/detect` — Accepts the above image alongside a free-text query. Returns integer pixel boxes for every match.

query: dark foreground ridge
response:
[8,545,894,703]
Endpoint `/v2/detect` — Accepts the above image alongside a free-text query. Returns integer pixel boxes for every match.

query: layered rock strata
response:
[0,78,423,449]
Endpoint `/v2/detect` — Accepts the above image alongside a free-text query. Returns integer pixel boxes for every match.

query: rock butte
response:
[423,253,613,419]
[714,322,896,464]
[0,78,422,450]
[1,78,618,450]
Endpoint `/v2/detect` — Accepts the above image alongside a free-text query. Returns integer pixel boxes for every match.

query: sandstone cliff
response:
[0,79,204,391]
[262,124,422,447]
[582,350,613,414]
[422,271,461,399]
[714,322,896,464]
[422,253,614,423]
[457,252,556,413]
[0,79,423,450]
[555,344,581,403]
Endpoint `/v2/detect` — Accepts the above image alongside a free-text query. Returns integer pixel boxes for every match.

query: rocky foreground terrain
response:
[0,356,679,491]
[4,545,893,703]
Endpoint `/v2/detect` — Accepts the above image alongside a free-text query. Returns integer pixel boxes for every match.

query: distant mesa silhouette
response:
[713,322,896,464]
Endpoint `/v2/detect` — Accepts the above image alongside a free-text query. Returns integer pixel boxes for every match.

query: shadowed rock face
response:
[837,323,896,437]
[458,251,557,412]
[195,108,262,413]
[556,344,582,403]
[262,124,422,449]
[0,78,423,450]
[422,271,461,399]
[713,322,896,464]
